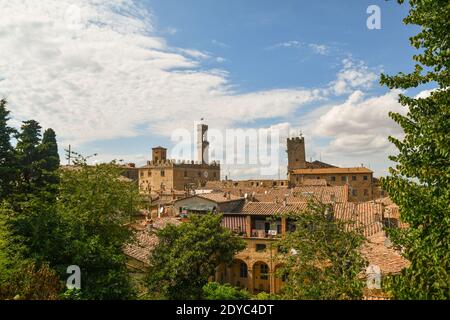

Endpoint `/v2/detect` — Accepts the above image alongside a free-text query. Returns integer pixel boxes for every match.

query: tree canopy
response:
[275,202,367,300]
[145,213,246,300]
[380,0,450,300]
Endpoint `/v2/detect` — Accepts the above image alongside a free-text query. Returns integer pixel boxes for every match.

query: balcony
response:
[250,229,281,239]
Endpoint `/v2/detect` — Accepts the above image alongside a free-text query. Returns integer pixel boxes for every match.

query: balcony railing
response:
[250,229,281,239]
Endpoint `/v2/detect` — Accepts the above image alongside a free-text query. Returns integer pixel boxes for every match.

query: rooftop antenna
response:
[68,145,71,165]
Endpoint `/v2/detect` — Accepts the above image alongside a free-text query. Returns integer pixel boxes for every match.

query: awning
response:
[222,216,246,233]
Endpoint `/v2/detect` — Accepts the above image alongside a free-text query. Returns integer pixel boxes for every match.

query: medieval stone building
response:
[138,124,221,193]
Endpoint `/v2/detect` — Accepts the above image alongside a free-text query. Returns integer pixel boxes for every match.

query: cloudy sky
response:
[0,0,432,178]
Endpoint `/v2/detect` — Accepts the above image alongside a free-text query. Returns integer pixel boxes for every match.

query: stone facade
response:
[287,136,307,171]
[139,160,221,193]
[289,167,374,202]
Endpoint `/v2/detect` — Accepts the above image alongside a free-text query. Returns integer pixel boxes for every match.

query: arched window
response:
[239,262,248,278]
[260,264,269,280]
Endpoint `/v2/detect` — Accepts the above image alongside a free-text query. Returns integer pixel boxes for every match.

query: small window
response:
[239,263,248,278]
[381,191,385,196]
[213,172,217,178]
[364,176,368,181]
[140,172,144,177]
[352,176,357,181]
[331,176,336,181]
[260,264,269,280]
[364,189,369,196]
[160,170,165,177]
[184,171,187,177]
[198,172,201,177]
[256,244,267,252]
[281,182,284,186]
[341,176,347,182]
[352,189,357,196]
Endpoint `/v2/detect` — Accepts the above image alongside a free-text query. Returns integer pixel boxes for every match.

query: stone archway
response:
[253,261,271,293]
[229,259,249,290]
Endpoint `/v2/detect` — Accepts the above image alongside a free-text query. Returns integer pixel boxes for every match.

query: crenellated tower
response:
[287,136,306,172]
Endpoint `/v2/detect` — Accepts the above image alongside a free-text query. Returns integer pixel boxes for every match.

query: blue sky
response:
[146,0,413,93]
[0,0,428,178]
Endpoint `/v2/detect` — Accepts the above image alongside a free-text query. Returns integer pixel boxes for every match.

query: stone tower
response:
[197,124,209,164]
[287,136,306,171]
[152,146,167,163]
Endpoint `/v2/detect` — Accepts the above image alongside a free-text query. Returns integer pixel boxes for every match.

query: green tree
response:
[15,120,43,199]
[145,213,246,300]
[0,99,16,201]
[275,202,367,300]
[53,158,141,299]
[37,128,60,199]
[380,0,450,299]
[202,282,250,300]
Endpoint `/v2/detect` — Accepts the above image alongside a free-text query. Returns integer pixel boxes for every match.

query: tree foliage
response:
[0,101,141,299]
[52,158,141,299]
[202,282,250,300]
[0,99,16,200]
[145,213,246,300]
[380,0,450,299]
[275,202,367,300]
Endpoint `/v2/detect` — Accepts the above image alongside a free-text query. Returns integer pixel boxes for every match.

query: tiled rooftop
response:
[123,218,182,264]
[361,231,410,275]
[240,202,309,215]
[291,167,373,174]
[197,192,244,203]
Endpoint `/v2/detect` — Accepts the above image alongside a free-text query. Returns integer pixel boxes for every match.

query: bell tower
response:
[197,124,209,164]
[287,135,306,172]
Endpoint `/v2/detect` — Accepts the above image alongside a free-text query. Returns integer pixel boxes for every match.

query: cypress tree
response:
[15,120,42,198]
[38,128,60,198]
[0,99,16,201]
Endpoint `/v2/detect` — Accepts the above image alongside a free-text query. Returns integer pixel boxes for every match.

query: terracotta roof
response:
[123,231,158,264]
[197,192,244,203]
[361,231,410,275]
[240,202,309,216]
[334,202,384,237]
[291,167,373,175]
[123,218,182,264]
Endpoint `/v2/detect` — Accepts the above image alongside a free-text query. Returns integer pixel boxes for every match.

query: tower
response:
[197,124,209,164]
[287,136,306,172]
[152,146,167,163]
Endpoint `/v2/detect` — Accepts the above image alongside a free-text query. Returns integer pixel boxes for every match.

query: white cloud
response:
[292,90,406,174]
[308,43,330,55]
[329,58,380,95]
[211,39,229,48]
[0,0,323,146]
[269,41,330,55]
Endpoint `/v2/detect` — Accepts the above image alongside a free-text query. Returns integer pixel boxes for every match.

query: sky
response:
[0,0,431,179]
